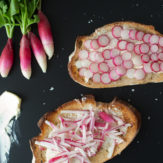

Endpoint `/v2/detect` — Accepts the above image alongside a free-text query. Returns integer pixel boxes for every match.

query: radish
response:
[149,35,159,44]
[141,54,150,63]
[99,112,115,123]
[129,29,137,40]
[117,40,127,50]
[102,49,111,59]
[113,56,123,66]
[29,32,47,73]
[139,43,149,54]
[92,73,101,83]
[111,49,120,58]
[126,42,134,52]
[38,10,54,60]
[89,51,97,62]
[100,73,111,84]
[19,35,32,79]
[116,66,126,76]
[143,33,151,43]
[126,69,136,78]
[105,59,115,68]
[160,62,163,71]
[95,52,104,63]
[150,53,158,61]
[0,39,14,78]
[135,31,144,41]
[112,26,122,38]
[158,52,163,61]
[134,44,141,55]
[123,60,133,69]
[122,52,132,61]
[98,62,109,72]
[97,34,110,47]
[89,63,99,73]
[134,69,145,80]
[109,38,118,48]
[78,50,89,60]
[121,29,129,39]
[109,69,120,81]
[159,37,163,47]
[132,55,143,67]
[90,39,99,50]
[150,44,158,53]
[143,62,152,73]
[84,40,92,49]
[151,62,160,72]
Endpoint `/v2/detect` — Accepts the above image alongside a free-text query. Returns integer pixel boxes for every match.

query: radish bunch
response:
[0,0,54,79]
[77,25,163,84]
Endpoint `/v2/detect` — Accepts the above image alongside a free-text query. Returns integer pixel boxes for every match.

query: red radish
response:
[122,52,132,60]
[19,35,31,79]
[134,44,141,55]
[109,69,120,81]
[89,51,97,62]
[143,33,151,43]
[80,59,91,67]
[139,43,149,54]
[151,62,160,72]
[102,49,111,59]
[143,62,152,73]
[117,40,127,50]
[105,59,115,68]
[123,60,133,69]
[90,39,99,50]
[126,69,136,78]
[29,32,47,73]
[92,73,101,83]
[132,55,143,66]
[0,39,14,78]
[112,26,122,38]
[38,11,54,60]
[89,63,99,73]
[99,112,115,123]
[126,42,134,52]
[134,69,145,80]
[160,62,163,71]
[150,53,158,61]
[109,38,118,48]
[84,40,92,49]
[159,37,163,47]
[116,66,126,76]
[121,29,129,39]
[149,34,159,44]
[95,52,104,63]
[129,29,136,40]
[141,54,150,63]
[83,69,93,78]
[113,56,123,66]
[78,50,89,60]
[111,49,120,58]
[98,62,109,72]
[100,73,111,84]
[135,31,144,41]
[79,68,87,77]
[97,34,110,47]
[150,44,158,53]
[158,52,163,61]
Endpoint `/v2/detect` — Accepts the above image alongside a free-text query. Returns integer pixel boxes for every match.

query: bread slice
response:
[68,21,163,88]
[30,95,141,163]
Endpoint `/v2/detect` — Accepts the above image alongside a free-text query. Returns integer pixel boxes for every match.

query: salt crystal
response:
[49,87,54,91]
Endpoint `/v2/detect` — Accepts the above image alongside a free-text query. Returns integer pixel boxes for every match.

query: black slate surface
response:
[0,0,162,162]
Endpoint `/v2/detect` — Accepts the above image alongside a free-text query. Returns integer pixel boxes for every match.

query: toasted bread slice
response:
[30,95,141,163]
[68,21,163,88]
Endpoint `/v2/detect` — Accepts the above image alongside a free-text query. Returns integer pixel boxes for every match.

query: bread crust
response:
[30,95,141,163]
[68,21,163,88]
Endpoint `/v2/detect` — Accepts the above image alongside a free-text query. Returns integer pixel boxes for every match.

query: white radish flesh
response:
[112,26,122,38]
[89,63,99,73]
[134,44,141,55]
[143,33,151,43]
[136,31,144,41]
[102,49,111,59]
[79,68,88,76]
[139,43,149,54]
[92,73,101,83]
[160,62,163,71]
[126,42,134,52]
[129,29,136,40]
[80,59,91,67]
[141,54,150,63]
[97,34,110,47]
[149,35,159,44]
[117,40,127,50]
[159,37,163,47]
[116,66,126,76]
[122,52,132,60]
[113,56,123,66]
[143,62,152,73]
[90,39,99,50]
[121,29,129,39]
[150,44,158,53]
[123,60,133,69]
[100,73,111,84]
[158,52,163,61]
[105,59,115,68]
[109,38,118,48]
[126,69,136,78]
[132,55,143,67]
[111,49,120,58]
[84,40,92,49]
[109,69,120,81]
[83,69,93,78]
[134,69,145,80]
[98,62,109,72]
[95,52,104,63]
[78,50,89,60]
[151,62,160,72]
[89,51,97,62]
[150,53,158,61]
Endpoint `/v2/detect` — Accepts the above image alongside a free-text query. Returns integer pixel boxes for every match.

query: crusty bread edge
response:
[30,95,141,163]
[68,21,163,88]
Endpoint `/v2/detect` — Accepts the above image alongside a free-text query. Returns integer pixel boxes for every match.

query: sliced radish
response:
[97,34,110,47]
[121,29,129,39]
[116,66,126,76]
[150,44,158,53]
[143,62,152,73]
[141,54,150,63]
[134,44,141,55]
[129,29,137,40]
[89,63,99,73]
[158,52,163,61]
[122,52,132,60]
[123,60,133,69]
[102,49,111,59]
[113,56,123,66]
[134,69,145,80]
[112,26,122,38]
[95,52,104,63]
[90,39,99,50]
[149,35,159,44]
[132,55,143,67]
[159,37,163,47]
[105,59,115,68]
[89,51,97,62]
[78,50,89,60]
[92,73,101,83]
[126,69,136,78]
[139,43,149,54]
[83,69,93,78]
[79,68,88,76]
[136,31,144,41]
[84,40,91,49]
[111,49,120,58]
[109,69,120,81]
[126,42,134,52]
[100,73,111,84]
[160,62,163,71]
[151,62,160,72]
[109,38,118,48]
[150,53,158,61]
[98,62,109,72]
[143,33,151,43]
[117,40,127,50]
[80,59,91,67]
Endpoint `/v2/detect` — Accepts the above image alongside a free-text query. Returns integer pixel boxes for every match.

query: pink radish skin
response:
[102,49,111,59]
[134,69,146,80]
[149,35,159,44]
[123,60,133,69]
[29,32,47,73]
[136,31,144,41]
[129,29,136,40]
[98,62,109,72]
[90,39,99,50]
[139,43,149,54]
[112,26,122,38]
[100,73,111,84]
[19,35,31,79]
[134,44,141,55]
[105,59,115,68]
[158,52,163,61]
[143,33,151,43]
[116,66,126,76]
[109,69,120,81]
[159,37,163,47]
[151,62,160,72]
[126,42,134,52]
[97,34,110,47]
[150,44,158,53]
[113,56,123,66]
[150,53,158,61]
[93,73,101,83]
[38,11,54,60]
[141,54,150,63]
[89,63,99,73]
[117,40,127,50]
[0,39,14,77]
